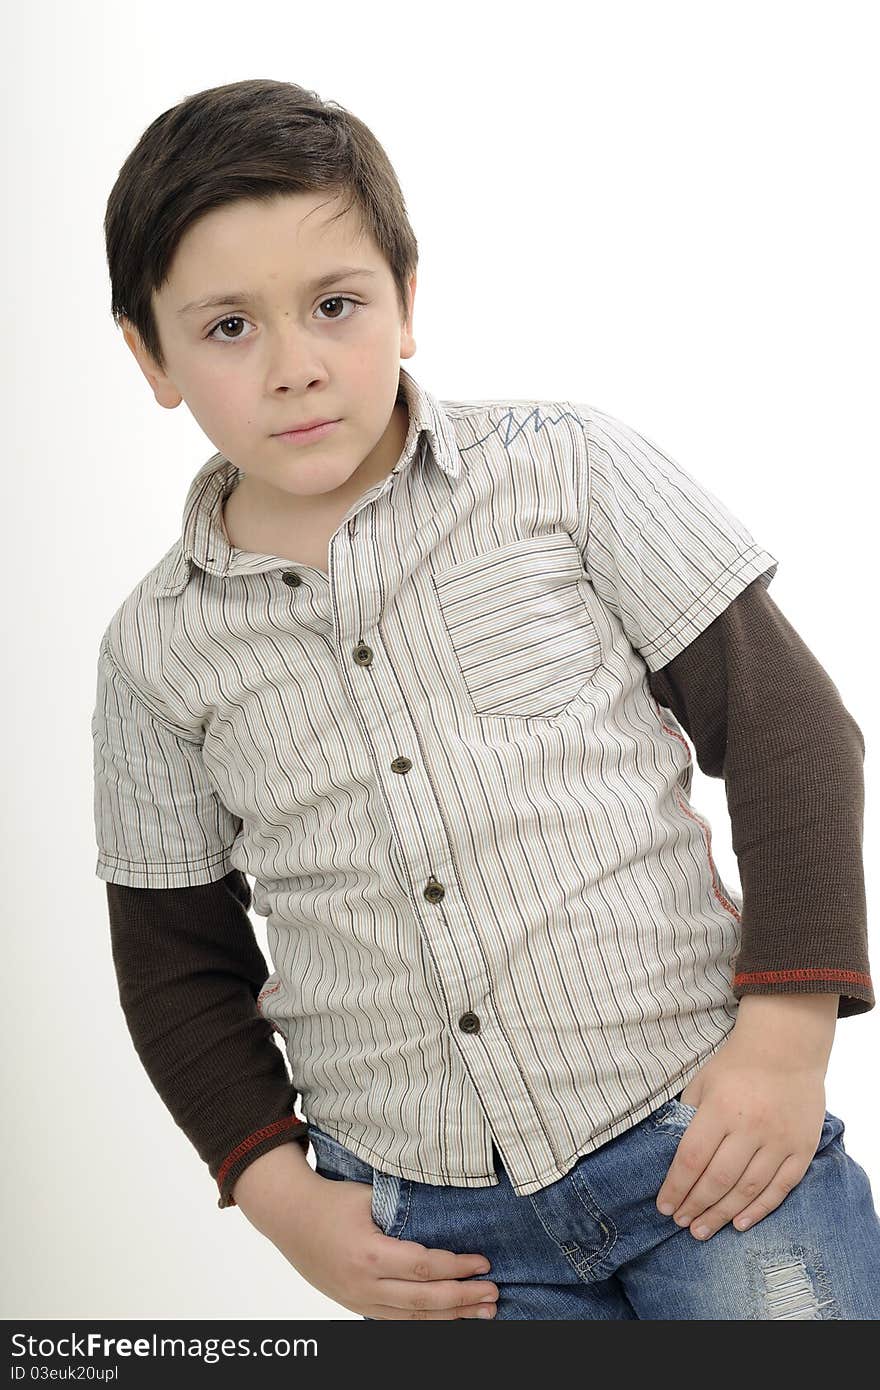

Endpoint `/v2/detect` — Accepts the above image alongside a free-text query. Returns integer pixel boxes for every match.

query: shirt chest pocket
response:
[430,532,602,720]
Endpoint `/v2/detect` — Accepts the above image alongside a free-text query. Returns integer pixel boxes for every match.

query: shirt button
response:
[282,570,302,587]
[458,1012,481,1034]
[353,643,373,665]
[423,877,445,903]
[391,757,412,774]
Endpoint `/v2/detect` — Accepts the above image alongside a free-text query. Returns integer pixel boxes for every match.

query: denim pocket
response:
[649,1100,846,1153]
[817,1109,846,1152]
[307,1122,374,1185]
[308,1123,412,1236]
[648,1094,699,1136]
[371,1169,411,1238]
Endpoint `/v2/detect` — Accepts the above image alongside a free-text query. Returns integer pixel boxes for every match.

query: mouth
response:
[272,419,341,444]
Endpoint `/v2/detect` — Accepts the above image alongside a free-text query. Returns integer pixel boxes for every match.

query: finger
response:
[364,1239,492,1278]
[377,1236,494,1283]
[656,1125,728,1215]
[677,1146,786,1238]
[670,1133,762,1228]
[370,1300,498,1320]
[729,1153,807,1232]
[375,1277,499,1316]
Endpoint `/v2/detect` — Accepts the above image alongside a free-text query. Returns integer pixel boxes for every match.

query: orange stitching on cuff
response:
[734,968,872,989]
[216,1114,306,1195]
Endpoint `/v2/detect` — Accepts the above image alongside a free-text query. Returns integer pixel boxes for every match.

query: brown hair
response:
[104,78,419,373]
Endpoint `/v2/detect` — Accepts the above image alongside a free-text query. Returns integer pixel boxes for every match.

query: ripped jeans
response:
[307,1095,880,1319]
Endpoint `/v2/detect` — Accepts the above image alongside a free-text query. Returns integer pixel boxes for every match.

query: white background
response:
[2,0,878,1320]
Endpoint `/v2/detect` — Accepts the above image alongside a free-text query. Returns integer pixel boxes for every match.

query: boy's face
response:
[121,191,417,507]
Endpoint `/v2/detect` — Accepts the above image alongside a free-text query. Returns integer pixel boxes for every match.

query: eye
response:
[315,295,362,322]
[206,315,255,344]
[206,296,363,343]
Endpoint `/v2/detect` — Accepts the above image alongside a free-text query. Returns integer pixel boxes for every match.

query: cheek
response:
[191,370,253,424]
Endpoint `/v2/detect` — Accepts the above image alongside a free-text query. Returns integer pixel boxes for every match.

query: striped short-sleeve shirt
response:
[92,367,778,1196]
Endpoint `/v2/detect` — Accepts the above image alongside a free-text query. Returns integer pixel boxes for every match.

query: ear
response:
[119,317,182,409]
[400,272,417,360]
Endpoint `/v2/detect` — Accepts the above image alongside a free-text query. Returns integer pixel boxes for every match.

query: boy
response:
[92,78,879,1320]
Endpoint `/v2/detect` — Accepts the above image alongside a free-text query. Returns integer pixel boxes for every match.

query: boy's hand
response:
[278,1169,499,1319]
[655,1017,829,1242]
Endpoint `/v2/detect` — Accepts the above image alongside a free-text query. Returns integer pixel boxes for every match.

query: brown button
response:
[282,571,302,587]
[353,643,373,666]
[423,877,445,903]
[458,1012,480,1034]
[391,757,412,774]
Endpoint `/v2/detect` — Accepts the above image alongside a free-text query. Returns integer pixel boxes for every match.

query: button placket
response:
[329,556,512,1155]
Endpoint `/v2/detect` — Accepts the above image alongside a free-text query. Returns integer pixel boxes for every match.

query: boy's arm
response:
[104,868,309,1208]
[645,575,870,1237]
[646,575,873,1017]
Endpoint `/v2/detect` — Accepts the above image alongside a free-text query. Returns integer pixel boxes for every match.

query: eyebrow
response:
[176,266,378,316]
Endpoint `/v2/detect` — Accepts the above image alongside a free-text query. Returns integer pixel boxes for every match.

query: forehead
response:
[161,191,381,302]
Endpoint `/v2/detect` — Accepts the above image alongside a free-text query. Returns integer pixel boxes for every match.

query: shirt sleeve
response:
[647,577,873,1018]
[92,640,241,888]
[581,405,780,671]
[104,870,309,1209]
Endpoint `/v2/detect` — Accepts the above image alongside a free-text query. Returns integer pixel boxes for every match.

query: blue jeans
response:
[307,1095,880,1319]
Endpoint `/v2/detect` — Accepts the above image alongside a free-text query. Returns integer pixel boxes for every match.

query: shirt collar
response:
[155,366,461,598]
